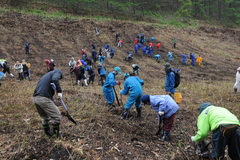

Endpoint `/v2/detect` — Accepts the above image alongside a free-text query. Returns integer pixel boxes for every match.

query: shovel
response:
[51,83,77,125]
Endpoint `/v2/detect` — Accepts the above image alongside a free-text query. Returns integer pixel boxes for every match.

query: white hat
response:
[50,59,54,62]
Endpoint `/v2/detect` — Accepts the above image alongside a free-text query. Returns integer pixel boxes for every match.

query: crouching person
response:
[191,103,240,160]
[119,73,144,119]
[141,94,179,141]
[32,69,63,138]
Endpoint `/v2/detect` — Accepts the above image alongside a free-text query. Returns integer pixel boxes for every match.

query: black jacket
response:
[33,69,62,99]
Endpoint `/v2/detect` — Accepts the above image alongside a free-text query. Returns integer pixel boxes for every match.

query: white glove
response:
[57,93,62,98]
[158,111,164,116]
[119,90,123,94]
[191,136,195,142]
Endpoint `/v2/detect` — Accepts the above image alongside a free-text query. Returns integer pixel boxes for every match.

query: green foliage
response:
[143,11,162,19]
[169,20,184,27]
[175,0,193,18]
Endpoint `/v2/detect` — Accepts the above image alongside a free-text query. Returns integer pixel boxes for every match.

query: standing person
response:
[90,43,96,50]
[119,73,144,119]
[49,59,55,71]
[164,63,175,97]
[141,94,180,141]
[233,67,240,93]
[102,67,122,109]
[134,44,138,54]
[95,28,99,36]
[69,57,76,71]
[190,53,195,66]
[14,61,24,81]
[33,69,63,138]
[191,103,240,160]
[196,55,203,66]
[86,65,95,85]
[148,46,153,57]
[156,42,162,50]
[110,47,115,59]
[77,61,88,86]
[173,38,177,48]
[70,61,80,84]
[97,63,107,85]
[134,37,138,45]
[132,64,140,75]
[25,42,31,54]
[180,53,187,65]
[142,46,147,55]
[116,33,120,43]
[0,60,14,78]
[99,55,106,65]
[22,59,31,80]
[91,49,98,63]
[167,52,173,62]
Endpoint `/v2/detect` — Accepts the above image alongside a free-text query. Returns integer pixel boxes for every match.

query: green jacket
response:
[193,105,240,142]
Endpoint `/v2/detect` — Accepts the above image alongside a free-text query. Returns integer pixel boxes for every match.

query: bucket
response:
[174,93,182,104]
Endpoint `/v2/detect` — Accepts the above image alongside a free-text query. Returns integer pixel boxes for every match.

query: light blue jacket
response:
[150,95,179,119]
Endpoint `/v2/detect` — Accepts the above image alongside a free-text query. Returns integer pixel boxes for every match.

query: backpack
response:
[172,70,180,88]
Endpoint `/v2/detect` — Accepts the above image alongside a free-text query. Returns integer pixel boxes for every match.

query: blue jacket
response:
[120,76,144,96]
[98,64,106,75]
[134,45,138,51]
[165,69,175,93]
[103,71,117,90]
[155,55,161,59]
[105,44,110,50]
[142,46,147,54]
[150,95,179,119]
[180,54,187,63]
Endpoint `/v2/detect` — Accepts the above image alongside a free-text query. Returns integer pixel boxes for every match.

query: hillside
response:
[1,10,240,160]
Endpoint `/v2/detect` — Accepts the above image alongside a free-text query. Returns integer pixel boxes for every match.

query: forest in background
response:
[2,0,240,27]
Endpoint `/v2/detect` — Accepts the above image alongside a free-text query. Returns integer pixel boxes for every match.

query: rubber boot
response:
[52,123,60,138]
[77,80,80,86]
[158,131,170,141]
[136,107,142,118]
[42,124,53,137]
[120,108,129,120]
[233,88,237,93]
[10,73,14,78]
[84,79,88,86]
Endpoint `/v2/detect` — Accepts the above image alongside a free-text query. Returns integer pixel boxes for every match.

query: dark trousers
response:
[211,127,240,159]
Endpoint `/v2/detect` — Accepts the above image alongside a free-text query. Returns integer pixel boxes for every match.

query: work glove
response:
[191,136,195,142]
[119,90,123,94]
[57,93,62,98]
[116,81,121,85]
[158,111,164,116]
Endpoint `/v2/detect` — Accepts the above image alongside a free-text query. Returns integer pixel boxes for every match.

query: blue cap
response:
[141,95,150,104]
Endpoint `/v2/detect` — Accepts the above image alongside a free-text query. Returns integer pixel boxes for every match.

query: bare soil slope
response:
[1,11,240,160]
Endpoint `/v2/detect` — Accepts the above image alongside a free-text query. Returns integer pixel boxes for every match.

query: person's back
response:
[122,76,143,95]
[33,69,62,99]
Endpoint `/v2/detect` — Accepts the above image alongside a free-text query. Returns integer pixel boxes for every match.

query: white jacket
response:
[14,64,23,73]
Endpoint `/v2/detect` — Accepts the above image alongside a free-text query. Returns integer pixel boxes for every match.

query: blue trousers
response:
[102,86,115,104]
[124,94,142,109]
[211,127,240,159]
